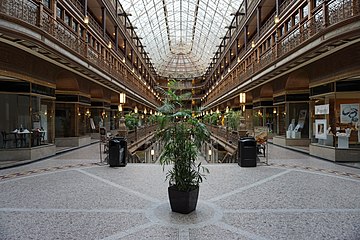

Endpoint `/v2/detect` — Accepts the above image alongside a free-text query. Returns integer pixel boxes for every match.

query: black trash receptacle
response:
[238,137,257,167]
[108,137,127,167]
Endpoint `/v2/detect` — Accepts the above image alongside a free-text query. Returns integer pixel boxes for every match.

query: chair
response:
[1,131,12,148]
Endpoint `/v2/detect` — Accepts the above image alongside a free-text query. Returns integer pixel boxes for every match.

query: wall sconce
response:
[210,110,213,114]
[251,41,255,48]
[84,15,89,24]
[274,15,280,24]
[150,109,153,115]
[107,41,112,49]
[208,149,212,156]
[216,108,220,114]
[225,106,229,113]
[273,107,277,114]
[144,108,147,115]
[134,106,138,114]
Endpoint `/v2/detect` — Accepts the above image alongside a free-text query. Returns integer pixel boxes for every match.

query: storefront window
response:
[0,94,54,148]
[56,103,76,137]
[277,103,309,139]
[77,105,87,136]
[110,110,119,130]
[311,92,360,149]
[253,107,277,134]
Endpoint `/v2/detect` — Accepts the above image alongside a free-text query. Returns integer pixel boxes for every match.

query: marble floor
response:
[0,144,360,240]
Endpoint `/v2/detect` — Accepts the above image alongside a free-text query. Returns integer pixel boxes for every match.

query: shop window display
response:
[310,92,360,149]
[277,102,309,139]
[0,94,54,148]
[253,107,278,136]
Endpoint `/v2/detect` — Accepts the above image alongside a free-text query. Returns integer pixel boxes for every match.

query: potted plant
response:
[156,81,210,214]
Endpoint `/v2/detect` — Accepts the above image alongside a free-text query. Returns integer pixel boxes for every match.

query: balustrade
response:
[205,0,359,106]
[0,0,158,106]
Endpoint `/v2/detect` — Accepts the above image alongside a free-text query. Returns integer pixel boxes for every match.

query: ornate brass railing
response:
[205,0,359,106]
[126,124,157,146]
[0,0,158,106]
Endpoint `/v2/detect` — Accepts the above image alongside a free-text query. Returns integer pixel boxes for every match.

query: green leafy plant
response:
[156,81,210,191]
[125,112,139,130]
[226,109,242,131]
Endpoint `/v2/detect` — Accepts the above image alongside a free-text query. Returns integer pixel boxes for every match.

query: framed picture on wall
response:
[315,119,327,139]
[340,104,359,123]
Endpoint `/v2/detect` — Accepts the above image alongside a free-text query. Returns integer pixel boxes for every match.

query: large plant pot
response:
[168,185,199,214]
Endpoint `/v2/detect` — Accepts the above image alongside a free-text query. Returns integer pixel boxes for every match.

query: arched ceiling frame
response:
[119,0,242,78]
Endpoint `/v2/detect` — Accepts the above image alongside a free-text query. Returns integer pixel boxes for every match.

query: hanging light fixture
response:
[119,92,126,104]
[240,92,246,113]
[239,92,246,104]
[118,104,123,112]
[226,106,229,113]
[134,106,138,114]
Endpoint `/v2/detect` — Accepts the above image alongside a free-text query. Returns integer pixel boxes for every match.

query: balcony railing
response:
[205,0,359,105]
[0,0,158,106]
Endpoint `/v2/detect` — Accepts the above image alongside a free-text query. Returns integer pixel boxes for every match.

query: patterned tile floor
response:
[0,143,360,240]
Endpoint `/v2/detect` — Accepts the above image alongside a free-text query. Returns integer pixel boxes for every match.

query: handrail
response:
[0,0,159,106]
[205,0,359,106]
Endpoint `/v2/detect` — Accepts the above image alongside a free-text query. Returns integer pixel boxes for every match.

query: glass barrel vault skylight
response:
[119,0,242,79]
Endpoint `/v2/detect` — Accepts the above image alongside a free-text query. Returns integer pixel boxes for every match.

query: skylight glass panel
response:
[119,0,242,78]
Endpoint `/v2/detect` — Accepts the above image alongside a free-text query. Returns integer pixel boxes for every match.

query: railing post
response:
[322,0,329,27]
[37,0,43,28]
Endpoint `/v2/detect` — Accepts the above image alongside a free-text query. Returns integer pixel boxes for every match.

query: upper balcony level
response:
[202,0,360,108]
[0,0,161,108]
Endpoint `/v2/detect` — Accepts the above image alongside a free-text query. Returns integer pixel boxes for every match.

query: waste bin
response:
[238,137,257,167]
[108,137,127,167]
